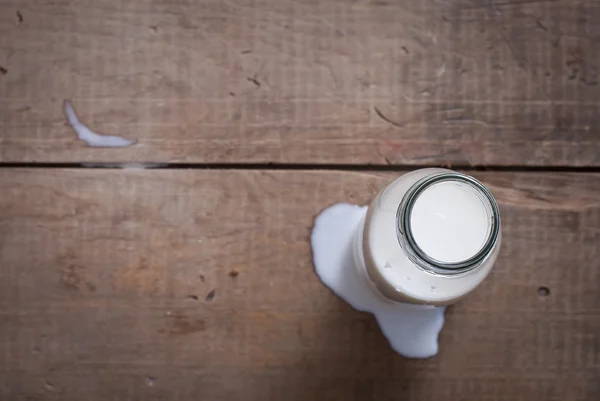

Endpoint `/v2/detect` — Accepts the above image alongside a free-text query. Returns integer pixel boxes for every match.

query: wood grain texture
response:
[0,169,598,400]
[1,0,599,165]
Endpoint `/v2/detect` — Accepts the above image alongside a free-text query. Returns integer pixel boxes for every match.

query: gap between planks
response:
[0,162,600,174]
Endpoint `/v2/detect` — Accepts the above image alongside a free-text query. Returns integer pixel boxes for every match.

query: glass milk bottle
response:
[353,168,502,306]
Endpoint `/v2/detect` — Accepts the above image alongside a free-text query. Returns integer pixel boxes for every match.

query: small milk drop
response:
[64,100,136,148]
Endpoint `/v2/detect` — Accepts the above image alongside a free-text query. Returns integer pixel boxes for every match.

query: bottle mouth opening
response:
[396,173,501,276]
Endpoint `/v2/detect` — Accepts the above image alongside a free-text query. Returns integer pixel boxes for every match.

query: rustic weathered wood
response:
[1,0,599,165]
[0,169,598,400]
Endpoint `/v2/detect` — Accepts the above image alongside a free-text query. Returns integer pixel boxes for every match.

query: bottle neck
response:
[396,173,501,276]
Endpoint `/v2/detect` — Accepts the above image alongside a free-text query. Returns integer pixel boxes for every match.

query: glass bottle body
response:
[353,168,502,306]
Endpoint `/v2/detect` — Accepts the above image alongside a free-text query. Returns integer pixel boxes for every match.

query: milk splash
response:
[311,203,446,358]
[64,100,136,147]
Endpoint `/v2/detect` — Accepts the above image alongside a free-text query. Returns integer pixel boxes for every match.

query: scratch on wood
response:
[324,64,339,88]
[375,145,396,165]
[246,60,266,90]
[444,115,467,122]
[444,117,491,126]
[44,380,58,392]
[431,107,465,114]
[247,77,261,88]
[205,289,216,301]
[493,0,558,8]
[374,107,404,128]
[535,19,548,32]
[418,83,442,95]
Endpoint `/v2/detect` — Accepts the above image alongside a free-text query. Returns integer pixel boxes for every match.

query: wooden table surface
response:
[1,0,599,400]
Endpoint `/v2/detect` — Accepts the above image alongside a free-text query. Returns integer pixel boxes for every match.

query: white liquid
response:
[311,203,446,358]
[410,180,491,263]
[64,100,136,147]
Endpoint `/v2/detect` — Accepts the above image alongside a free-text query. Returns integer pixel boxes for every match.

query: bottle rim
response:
[396,172,501,276]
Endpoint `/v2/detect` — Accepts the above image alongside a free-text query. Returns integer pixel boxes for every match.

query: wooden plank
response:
[0,169,598,400]
[1,0,599,165]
